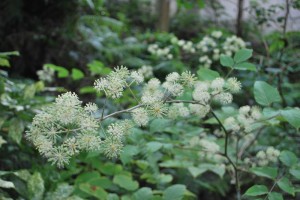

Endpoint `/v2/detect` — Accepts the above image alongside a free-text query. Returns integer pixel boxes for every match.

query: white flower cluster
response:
[94,66,144,99]
[192,77,241,114]
[29,64,244,167]
[102,120,134,158]
[26,92,101,168]
[244,147,280,167]
[147,44,173,59]
[171,37,196,53]
[189,136,226,163]
[199,55,212,68]
[223,35,246,56]
[37,65,55,83]
[138,65,153,79]
[196,36,217,52]
[255,147,280,166]
[223,105,262,134]
[196,32,246,67]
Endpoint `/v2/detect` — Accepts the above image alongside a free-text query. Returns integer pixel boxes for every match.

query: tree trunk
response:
[157,0,170,32]
[236,0,244,37]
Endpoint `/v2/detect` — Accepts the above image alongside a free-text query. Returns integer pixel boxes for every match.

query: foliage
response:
[1,1,300,200]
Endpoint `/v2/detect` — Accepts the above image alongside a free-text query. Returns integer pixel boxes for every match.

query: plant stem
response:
[211,111,241,200]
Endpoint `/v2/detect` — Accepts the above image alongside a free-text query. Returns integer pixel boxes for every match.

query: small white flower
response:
[227,77,241,93]
[211,31,223,38]
[132,108,149,127]
[214,92,233,104]
[130,71,144,84]
[84,102,98,113]
[211,78,225,91]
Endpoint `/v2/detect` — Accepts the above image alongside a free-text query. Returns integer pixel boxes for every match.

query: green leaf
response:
[250,167,278,179]
[197,164,225,178]
[45,64,69,78]
[88,177,113,190]
[0,51,20,57]
[233,49,253,63]
[277,177,295,196]
[9,118,24,144]
[87,60,111,75]
[281,108,300,129]
[75,171,101,185]
[163,184,186,200]
[71,68,84,80]
[113,174,139,191]
[234,62,257,71]
[79,183,108,199]
[149,119,171,133]
[254,81,281,106]
[0,178,15,188]
[279,150,298,167]
[268,192,283,200]
[146,142,163,153]
[120,145,139,165]
[0,58,10,67]
[99,163,123,175]
[28,172,44,200]
[244,185,268,196]
[220,55,234,67]
[79,86,96,94]
[289,168,300,179]
[132,187,153,200]
[197,68,220,81]
[188,166,207,178]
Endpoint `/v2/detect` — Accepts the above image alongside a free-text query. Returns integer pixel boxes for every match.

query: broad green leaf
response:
[188,166,207,178]
[99,163,123,176]
[9,118,25,144]
[132,187,153,200]
[0,58,10,67]
[281,108,300,129]
[233,49,253,63]
[244,185,268,196]
[108,193,119,200]
[88,177,113,190]
[146,142,163,153]
[113,174,139,191]
[197,164,225,178]
[28,172,44,200]
[220,55,234,67]
[268,192,283,200]
[87,60,111,75]
[197,68,220,81]
[250,167,278,179]
[14,170,31,181]
[45,64,69,78]
[279,150,298,167]
[277,177,295,196]
[234,62,257,71]
[79,183,108,199]
[75,171,101,185]
[158,174,173,184]
[159,160,193,168]
[149,119,171,133]
[24,84,36,99]
[163,184,186,200]
[71,68,84,80]
[0,51,20,57]
[254,81,281,106]
[0,178,15,188]
[289,168,300,179]
[79,86,96,94]
[120,145,139,164]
